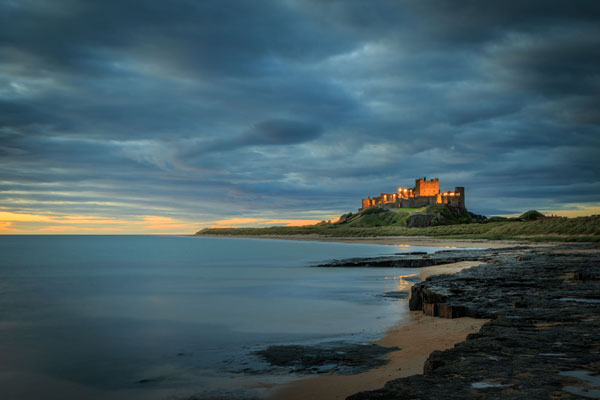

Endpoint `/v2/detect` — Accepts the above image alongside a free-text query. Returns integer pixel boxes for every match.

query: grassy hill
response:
[519,210,546,220]
[197,206,600,242]
[336,205,476,228]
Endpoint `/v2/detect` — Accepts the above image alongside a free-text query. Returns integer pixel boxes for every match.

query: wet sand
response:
[267,313,487,400]
[418,260,485,280]
[265,261,489,400]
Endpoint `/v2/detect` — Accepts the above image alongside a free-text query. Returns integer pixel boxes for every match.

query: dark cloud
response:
[240,119,323,146]
[0,0,354,78]
[1,0,599,226]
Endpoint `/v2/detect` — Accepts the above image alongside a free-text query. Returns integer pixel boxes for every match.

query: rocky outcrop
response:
[254,343,398,375]
[348,245,600,399]
[406,212,447,227]
[314,248,499,268]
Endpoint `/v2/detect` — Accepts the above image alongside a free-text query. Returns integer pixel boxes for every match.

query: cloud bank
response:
[1,0,599,232]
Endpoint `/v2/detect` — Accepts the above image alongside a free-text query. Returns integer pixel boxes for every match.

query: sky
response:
[1,0,599,234]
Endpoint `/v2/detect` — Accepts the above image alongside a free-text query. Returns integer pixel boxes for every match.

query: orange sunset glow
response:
[0,211,332,234]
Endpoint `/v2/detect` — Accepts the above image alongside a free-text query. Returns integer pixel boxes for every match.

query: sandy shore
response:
[227,236,571,399]
[265,261,489,400]
[267,314,487,400]
[418,260,485,280]
[200,234,551,249]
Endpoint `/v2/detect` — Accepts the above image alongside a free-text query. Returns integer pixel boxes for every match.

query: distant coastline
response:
[195,234,546,249]
[196,213,600,243]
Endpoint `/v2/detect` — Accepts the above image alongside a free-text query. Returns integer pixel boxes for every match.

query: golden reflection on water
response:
[383,274,418,291]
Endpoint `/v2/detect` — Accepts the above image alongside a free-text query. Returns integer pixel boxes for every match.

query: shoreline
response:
[349,244,600,399]
[264,260,489,400]
[268,312,488,400]
[197,234,555,249]
[243,238,594,399]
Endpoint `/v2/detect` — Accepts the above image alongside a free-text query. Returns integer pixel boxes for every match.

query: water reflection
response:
[0,236,441,399]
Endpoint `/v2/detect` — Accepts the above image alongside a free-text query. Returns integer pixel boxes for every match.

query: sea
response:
[0,235,444,399]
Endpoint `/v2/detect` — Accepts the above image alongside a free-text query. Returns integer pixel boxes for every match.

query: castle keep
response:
[360,177,465,211]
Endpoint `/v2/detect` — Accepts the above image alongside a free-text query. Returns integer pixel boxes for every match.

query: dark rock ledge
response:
[313,247,530,268]
[254,343,398,375]
[348,245,600,399]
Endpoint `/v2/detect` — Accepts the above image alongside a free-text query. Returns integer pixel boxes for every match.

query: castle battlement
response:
[360,177,465,211]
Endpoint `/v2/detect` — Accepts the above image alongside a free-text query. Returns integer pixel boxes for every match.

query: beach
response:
[248,238,600,399]
[352,244,600,399]
[268,313,487,400]
[265,259,489,400]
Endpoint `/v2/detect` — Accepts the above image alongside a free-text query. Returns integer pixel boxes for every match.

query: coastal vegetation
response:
[196,206,600,242]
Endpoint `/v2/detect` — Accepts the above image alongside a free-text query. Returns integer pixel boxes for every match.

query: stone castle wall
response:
[415,177,439,197]
[360,178,465,211]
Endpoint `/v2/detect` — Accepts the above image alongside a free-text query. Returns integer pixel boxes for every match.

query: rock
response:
[574,270,599,281]
[381,291,409,299]
[515,255,531,261]
[437,304,467,318]
[349,244,600,399]
[406,213,447,228]
[423,303,436,316]
[254,343,399,375]
[315,248,493,268]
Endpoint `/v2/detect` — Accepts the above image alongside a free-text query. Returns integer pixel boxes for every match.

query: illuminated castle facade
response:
[360,177,465,211]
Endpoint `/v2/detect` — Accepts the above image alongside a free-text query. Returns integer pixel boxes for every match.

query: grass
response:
[389,207,422,213]
[341,207,410,227]
[197,214,600,242]
[335,205,475,228]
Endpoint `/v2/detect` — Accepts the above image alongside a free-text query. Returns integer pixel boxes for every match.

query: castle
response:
[360,177,465,211]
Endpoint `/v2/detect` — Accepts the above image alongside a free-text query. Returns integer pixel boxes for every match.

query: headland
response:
[196,177,599,243]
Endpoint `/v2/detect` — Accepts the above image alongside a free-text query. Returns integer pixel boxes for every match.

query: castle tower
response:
[414,177,440,197]
[455,187,465,208]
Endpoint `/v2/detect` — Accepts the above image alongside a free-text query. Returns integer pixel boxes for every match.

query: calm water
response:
[0,235,442,399]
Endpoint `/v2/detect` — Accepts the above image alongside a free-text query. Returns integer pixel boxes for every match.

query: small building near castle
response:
[360,177,465,211]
